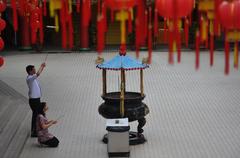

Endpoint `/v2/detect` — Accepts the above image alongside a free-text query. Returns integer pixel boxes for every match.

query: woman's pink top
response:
[36,114,54,143]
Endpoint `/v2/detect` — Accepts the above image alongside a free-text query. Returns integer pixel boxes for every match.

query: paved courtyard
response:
[0,50,240,158]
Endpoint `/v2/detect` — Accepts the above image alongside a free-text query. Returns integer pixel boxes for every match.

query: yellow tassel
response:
[178,20,182,31]
[69,0,72,13]
[202,19,207,41]
[209,20,213,35]
[173,40,177,53]
[234,41,238,66]
[218,24,221,37]
[116,10,128,44]
[55,14,59,32]
[49,0,54,17]
[49,0,62,17]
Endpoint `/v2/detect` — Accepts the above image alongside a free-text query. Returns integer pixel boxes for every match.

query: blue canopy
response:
[96,55,149,71]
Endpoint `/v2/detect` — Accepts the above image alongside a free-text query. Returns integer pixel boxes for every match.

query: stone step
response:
[0,98,22,133]
[0,96,12,112]
[0,100,29,158]
[0,80,27,102]
[3,112,30,158]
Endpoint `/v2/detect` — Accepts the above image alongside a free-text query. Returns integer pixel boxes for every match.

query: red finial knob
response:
[119,44,126,56]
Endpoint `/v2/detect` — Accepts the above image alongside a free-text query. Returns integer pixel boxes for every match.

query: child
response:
[36,102,59,147]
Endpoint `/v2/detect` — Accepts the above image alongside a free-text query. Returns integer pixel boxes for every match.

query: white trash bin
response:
[106,118,130,157]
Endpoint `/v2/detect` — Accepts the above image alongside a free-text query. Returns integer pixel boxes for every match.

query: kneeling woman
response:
[36,102,59,147]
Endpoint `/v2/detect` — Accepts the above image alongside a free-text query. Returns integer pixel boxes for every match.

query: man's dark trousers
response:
[29,98,41,136]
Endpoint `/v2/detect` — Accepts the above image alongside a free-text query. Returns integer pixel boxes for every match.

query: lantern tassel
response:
[39,5,44,44]
[43,0,47,16]
[184,18,189,47]
[163,18,167,43]
[177,31,181,63]
[11,0,18,32]
[169,30,174,64]
[154,8,158,37]
[205,21,209,49]
[210,34,214,66]
[148,7,152,64]
[195,30,200,70]
[68,13,73,49]
[97,15,105,56]
[234,41,239,69]
[225,39,230,75]
[128,9,132,33]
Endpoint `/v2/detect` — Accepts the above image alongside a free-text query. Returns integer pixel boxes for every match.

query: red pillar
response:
[80,1,90,51]
[18,15,31,50]
[80,26,89,50]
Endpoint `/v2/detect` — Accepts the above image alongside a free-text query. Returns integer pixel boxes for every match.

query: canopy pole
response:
[120,69,125,117]
[102,69,107,95]
[140,69,144,96]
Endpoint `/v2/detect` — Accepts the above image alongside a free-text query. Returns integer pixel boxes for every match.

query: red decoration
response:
[128,9,132,33]
[210,34,214,66]
[0,18,6,31]
[39,5,44,44]
[82,0,91,27]
[224,39,230,75]
[168,29,174,64]
[135,0,146,58]
[218,0,240,30]
[154,7,158,37]
[0,56,4,67]
[76,0,80,13]
[105,0,135,10]
[119,44,126,56]
[11,0,18,31]
[0,1,6,12]
[234,41,239,69]
[148,7,152,64]
[60,0,67,49]
[43,0,47,16]
[0,37,4,50]
[68,13,74,49]
[176,28,181,63]
[156,0,194,18]
[97,15,105,55]
[195,31,200,70]
[184,18,189,47]
[163,18,167,43]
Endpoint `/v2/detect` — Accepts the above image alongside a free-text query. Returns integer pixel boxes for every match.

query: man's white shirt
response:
[26,74,41,98]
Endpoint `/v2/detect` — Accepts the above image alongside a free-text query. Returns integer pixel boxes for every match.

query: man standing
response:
[26,62,46,137]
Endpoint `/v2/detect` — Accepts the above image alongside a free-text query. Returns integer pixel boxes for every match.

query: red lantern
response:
[218,0,240,30]
[0,18,6,31]
[32,20,40,30]
[105,0,135,10]
[32,13,39,22]
[156,0,193,18]
[234,0,240,29]
[0,37,4,50]
[31,0,38,6]
[218,1,234,30]
[0,56,4,67]
[0,1,6,12]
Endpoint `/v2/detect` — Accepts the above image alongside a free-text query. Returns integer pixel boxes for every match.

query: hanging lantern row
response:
[0,0,6,68]
[30,1,44,45]
[197,0,222,68]
[0,0,239,75]
[218,0,240,74]
[156,0,194,64]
